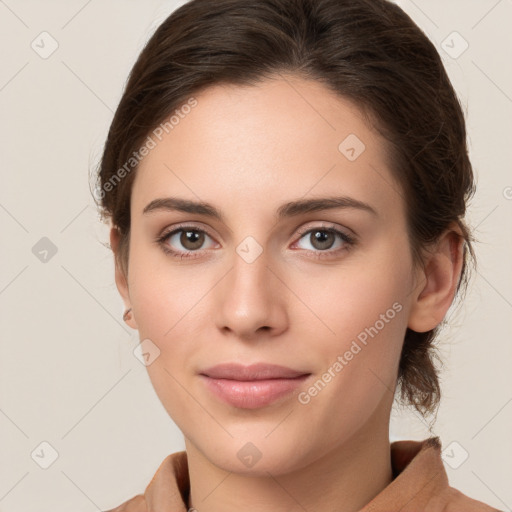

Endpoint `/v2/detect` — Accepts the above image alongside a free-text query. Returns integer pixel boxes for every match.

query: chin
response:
[196,433,318,477]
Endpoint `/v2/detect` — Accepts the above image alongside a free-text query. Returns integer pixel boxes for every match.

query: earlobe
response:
[407,229,464,333]
[123,307,137,330]
[110,226,138,330]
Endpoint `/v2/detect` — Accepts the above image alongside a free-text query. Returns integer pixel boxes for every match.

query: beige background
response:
[0,0,511,510]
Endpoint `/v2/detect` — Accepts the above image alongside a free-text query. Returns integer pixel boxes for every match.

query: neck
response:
[185,405,393,512]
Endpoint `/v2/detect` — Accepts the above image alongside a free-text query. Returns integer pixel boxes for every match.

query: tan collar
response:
[134,437,496,512]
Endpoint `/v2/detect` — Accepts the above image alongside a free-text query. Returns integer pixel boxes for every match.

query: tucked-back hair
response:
[93,0,477,420]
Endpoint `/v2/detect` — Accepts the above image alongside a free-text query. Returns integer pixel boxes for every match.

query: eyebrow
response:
[142,195,378,220]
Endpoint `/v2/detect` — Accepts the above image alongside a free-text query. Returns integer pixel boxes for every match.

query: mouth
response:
[199,363,311,409]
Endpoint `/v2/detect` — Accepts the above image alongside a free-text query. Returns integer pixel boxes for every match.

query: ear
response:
[110,226,138,330]
[407,226,465,333]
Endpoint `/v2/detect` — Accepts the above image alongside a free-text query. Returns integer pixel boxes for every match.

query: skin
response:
[110,73,464,512]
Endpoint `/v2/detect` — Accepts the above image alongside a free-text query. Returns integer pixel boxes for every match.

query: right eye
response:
[157,225,218,259]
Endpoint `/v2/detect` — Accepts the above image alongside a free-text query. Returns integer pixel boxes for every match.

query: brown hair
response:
[93,0,477,420]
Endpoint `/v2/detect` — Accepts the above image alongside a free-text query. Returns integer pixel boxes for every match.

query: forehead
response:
[132,75,403,224]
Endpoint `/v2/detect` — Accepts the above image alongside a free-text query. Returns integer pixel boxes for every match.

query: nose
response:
[213,247,288,341]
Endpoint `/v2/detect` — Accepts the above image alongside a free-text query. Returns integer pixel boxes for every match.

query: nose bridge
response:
[213,233,285,337]
[229,235,272,301]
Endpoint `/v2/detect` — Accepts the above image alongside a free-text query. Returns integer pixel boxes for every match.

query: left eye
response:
[294,227,354,252]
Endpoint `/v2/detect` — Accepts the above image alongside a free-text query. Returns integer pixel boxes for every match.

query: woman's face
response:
[119,75,423,474]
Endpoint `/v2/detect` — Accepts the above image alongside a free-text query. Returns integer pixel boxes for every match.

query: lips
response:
[200,362,308,380]
[199,363,311,409]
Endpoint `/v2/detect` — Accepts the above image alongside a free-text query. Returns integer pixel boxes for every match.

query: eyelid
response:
[295,221,349,235]
[159,221,217,241]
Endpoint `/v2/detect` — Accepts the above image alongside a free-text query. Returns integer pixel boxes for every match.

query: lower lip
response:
[200,375,310,409]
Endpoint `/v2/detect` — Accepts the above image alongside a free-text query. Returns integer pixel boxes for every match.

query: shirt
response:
[103,436,502,511]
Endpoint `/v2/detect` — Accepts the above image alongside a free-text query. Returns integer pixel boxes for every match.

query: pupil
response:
[312,230,334,250]
[182,230,203,249]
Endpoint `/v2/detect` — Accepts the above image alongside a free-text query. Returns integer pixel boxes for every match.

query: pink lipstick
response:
[199,363,310,409]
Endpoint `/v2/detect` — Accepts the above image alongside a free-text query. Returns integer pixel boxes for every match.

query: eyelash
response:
[155,223,357,261]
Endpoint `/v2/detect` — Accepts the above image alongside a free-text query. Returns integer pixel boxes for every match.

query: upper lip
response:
[200,363,310,381]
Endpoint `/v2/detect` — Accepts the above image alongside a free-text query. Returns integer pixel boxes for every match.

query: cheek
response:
[296,257,411,350]
[127,251,202,427]
[293,267,409,447]
[127,244,207,390]
[127,241,205,339]
[292,240,413,400]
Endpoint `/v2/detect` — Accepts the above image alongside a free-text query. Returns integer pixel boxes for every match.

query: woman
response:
[95,0,501,510]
